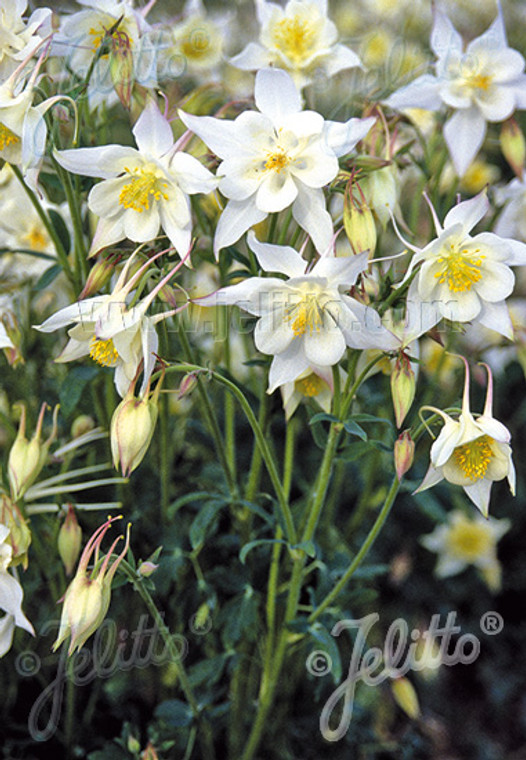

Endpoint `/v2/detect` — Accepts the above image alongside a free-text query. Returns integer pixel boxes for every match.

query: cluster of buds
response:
[53,515,131,655]
[8,403,58,501]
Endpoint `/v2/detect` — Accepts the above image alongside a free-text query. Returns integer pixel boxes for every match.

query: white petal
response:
[303,318,346,365]
[88,177,127,218]
[169,152,217,194]
[159,199,192,257]
[312,251,369,288]
[254,309,294,355]
[133,99,175,157]
[0,615,15,658]
[477,300,514,339]
[463,479,492,517]
[178,110,241,159]
[254,68,302,123]
[140,319,159,396]
[256,170,298,213]
[475,84,516,122]
[268,340,310,393]
[123,206,161,243]
[247,231,306,278]
[413,464,444,494]
[501,238,526,265]
[435,556,468,578]
[214,198,267,256]
[442,288,481,322]
[323,116,376,158]
[323,44,363,77]
[53,146,136,179]
[35,297,106,332]
[229,42,272,71]
[292,186,333,254]
[430,8,463,61]
[89,215,125,256]
[444,108,487,177]
[443,191,489,234]
[384,74,443,112]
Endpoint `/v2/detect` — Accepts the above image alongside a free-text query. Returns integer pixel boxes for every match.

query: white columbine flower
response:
[54,99,218,259]
[0,0,51,80]
[281,365,338,420]
[197,231,395,392]
[0,523,34,658]
[229,0,362,91]
[384,4,526,176]
[179,67,375,256]
[416,359,515,517]
[34,253,184,397]
[398,190,526,339]
[420,509,510,592]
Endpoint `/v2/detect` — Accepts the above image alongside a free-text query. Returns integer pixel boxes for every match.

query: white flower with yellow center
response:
[281,365,335,420]
[196,231,395,392]
[416,359,515,517]
[0,0,51,80]
[230,0,362,91]
[53,0,156,109]
[0,523,34,658]
[399,191,526,339]
[54,99,217,259]
[179,67,375,256]
[34,252,184,398]
[420,509,510,592]
[384,4,526,176]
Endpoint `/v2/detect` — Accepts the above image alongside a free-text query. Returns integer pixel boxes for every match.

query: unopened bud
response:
[391,677,420,719]
[127,736,141,754]
[0,494,31,568]
[178,372,198,399]
[390,352,416,428]
[80,254,121,299]
[71,415,95,439]
[8,403,59,500]
[141,743,159,760]
[111,387,159,477]
[343,183,377,257]
[157,282,179,308]
[58,504,82,576]
[138,560,158,577]
[394,431,415,480]
[500,119,526,179]
[109,31,134,109]
[362,164,398,229]
[1,312,24,367]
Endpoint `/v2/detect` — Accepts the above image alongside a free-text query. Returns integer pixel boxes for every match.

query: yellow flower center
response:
[21,226,48,252]
[89,24,130,56]
[271,15,317,64]
[180,22,215,61]
[287,293,323,337]
[295,373,324,397]
[434,244,485,293]
[452,435,494,481]
[264,151,290,173]
[0,123,20,151]
[447,519,493,561]
[119,165,169,213]
[89,337,119,367]
[466,73,492,92]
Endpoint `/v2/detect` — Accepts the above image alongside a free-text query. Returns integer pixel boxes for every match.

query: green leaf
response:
[343,419,368,441]
[49,209,71,252]
[336,441,373,461]
[292,540,317,558]
[154,699,194,727]
[169,492,226,515]
[240,538,287,564]
[219,587,259,647]
[350,413,393,428]
[34,263,62,291]
[59,365,100,418]
[309,412,338,426]
[189,500,225,550]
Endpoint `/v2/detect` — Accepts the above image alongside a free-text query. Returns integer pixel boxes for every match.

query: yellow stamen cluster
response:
[180,27,212,61]
[89,337,119,367]
[467,73,492,92]
[264,151,290,173]
[89,25,129,55]
[271,15,317,64]
[295,374,324,397]
[447,519,493,560]
[0,123,20,151]
[435,244,485,292]
[452,435,494,481]
[287,296,323,338]
[21,227,48,252]
[119,166,169,213]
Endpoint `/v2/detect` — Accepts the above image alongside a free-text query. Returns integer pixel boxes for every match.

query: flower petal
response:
[292,186,333,254]
[254,67,302,123]
[443,108,487,177]
[247,231,307,278]
[214,198,267,256]
[133,99,175,157]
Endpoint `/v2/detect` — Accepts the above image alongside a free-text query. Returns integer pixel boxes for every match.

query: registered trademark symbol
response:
[480,611,504,635]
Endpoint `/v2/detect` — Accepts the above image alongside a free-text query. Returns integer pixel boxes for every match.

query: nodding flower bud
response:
[109,28,134,109]
[390,352,416,428]
[0,494,31,569]
[79,253,122,299]
[500,118,526,179]
[394,431,415,481]
[53,516,131,655]
[343,180,377,257]
[137,560,158,577]
[110,376,162,477]
[8,403,59,501]
[58,504,82,576]
[1,311,24,368]
[391,677,420,720]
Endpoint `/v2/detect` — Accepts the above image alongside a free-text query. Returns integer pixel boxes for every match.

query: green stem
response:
[11,165,74,286]
[222,307,237,484]
[244,386,269,503]
[309,475,400,624]
[160,390,170,523]
[52,157,88,285]
[119,560,216,760]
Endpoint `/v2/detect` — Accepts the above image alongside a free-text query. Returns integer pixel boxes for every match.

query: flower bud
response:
[58,504,82,576]
[394,431,415,481]
[1,312,24,367]
[71,415,95,439]
[361,164,398,229]
[0,494,31,568]
[138,560,158,577]
[53,516,131,654]
[127,736,141,754]
[343,184,377,257]
[111,386,159,477]
[500,119,526,179]
[109,30,134,109]
[390,352,416,428]
[79,254,122,299]
[391,677,420,719]
[141,743,159,760]
[8,403,59,501]
[178,372,198,399]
